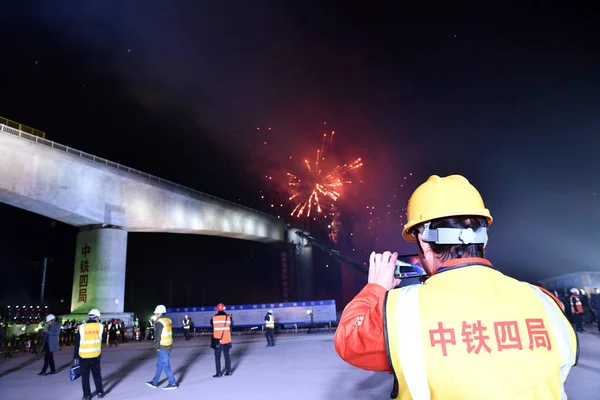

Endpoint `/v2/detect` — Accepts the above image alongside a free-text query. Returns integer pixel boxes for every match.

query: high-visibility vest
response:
[212,315,232,344]
[570,296,584,314]
[266,315,275,329]
[157,317,173,347]
[78,322,104,359]
[384,265,578,400]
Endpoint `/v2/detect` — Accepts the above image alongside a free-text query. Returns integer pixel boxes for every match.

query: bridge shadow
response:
[230,342,251,374]
[173,344,208,384]
[0,353,43,378]
[102,348,156,395]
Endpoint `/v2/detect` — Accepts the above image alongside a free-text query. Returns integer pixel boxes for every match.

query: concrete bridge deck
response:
[1,330,598,400]
[0,123,284,242]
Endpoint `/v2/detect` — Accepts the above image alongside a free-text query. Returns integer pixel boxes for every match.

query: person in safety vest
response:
[183,314,191,340]
[146,305,178,390]
[210,303,233,377]
[265,310,275,347]
[74,308,105,400]
[569,288,585,332]
[334,174,579,400]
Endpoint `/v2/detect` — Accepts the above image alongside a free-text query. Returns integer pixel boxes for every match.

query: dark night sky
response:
[1,2,600,313]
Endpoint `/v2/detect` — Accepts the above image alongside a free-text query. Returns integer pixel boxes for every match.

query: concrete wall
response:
[0,128,284,242]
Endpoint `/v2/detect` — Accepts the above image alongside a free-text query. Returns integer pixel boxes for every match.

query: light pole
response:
[306,309,314,333]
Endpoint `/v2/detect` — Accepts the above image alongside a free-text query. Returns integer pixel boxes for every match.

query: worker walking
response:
[38,314,60,375]
[334,175,578,399]
[569,288,585,332]
[211,303,232,377]
[265,310,275,347]
[146,305,178,390]
[74,308,104,400]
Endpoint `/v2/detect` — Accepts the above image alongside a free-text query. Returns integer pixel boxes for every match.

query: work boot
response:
[97,393,104,399]
[225,371,232,376]
[213,373,222,378]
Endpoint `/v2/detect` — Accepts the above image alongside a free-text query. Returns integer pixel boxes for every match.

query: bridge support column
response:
[70,226,128,314]
[287,228,314,301]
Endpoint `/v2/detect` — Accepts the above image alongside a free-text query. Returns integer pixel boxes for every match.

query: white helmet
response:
[570,288,579,294]
[154,305,167,314]
[267,310,273,313]
[88,308,101,318]
[45,314,56,323]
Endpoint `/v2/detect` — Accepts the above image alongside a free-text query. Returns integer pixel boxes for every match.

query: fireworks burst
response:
[287,131,363,218]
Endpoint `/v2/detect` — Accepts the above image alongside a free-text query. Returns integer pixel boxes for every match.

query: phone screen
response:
[395,254,427,279]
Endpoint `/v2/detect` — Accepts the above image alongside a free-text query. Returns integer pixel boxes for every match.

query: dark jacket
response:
[43,323,61,352]
[154,316,173,352]
[590,293,600,311]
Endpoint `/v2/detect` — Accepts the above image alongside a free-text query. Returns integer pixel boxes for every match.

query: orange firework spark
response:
[287,132,363,218]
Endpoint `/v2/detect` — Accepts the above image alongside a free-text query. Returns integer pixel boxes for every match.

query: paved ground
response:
[0,329,599,399]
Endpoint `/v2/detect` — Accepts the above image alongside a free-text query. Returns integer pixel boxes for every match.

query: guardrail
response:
[0,124,279,221]
[0,116,46,139]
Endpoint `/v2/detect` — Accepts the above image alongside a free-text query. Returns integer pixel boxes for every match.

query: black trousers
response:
[265,328,275,346]
[41,349,55,373]
[214,343,232,374]
[80,356,103,397]
[183,328,190,340]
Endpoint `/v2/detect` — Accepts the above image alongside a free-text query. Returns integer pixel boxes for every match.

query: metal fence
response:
[0,123,279,221]
[0,116,46,139]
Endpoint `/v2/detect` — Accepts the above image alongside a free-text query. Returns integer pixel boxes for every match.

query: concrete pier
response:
[70,227,128,314]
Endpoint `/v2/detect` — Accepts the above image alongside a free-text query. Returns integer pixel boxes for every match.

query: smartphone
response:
[394,254,427,279]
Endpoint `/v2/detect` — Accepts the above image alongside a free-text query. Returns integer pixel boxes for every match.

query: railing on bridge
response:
[0,123,279,221]
[0,116,46,139]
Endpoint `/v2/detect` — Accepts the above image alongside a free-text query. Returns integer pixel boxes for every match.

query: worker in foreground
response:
[74,308,104,400]
[334,175,578,400]
[146,305,178,390]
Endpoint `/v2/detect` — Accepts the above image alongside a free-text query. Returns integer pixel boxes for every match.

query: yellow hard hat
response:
[402,175,493,242]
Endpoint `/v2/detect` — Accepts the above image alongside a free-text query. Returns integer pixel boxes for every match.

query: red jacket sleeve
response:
[334,283,391,373]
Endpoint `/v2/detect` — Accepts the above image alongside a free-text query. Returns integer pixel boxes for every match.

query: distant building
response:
[538,272,600,296]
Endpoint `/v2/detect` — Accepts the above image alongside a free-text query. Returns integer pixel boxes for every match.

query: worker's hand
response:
[368,251,401,290]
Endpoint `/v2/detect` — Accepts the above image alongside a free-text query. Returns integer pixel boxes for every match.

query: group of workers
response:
[38,303,276,398]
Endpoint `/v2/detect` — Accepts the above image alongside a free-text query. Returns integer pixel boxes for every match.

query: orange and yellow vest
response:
[570,296,584,314]
[157,317,173,347]
[212,315,232,344]
[78,322,104,359]
[384,265,578,400]
[266,314,275,329]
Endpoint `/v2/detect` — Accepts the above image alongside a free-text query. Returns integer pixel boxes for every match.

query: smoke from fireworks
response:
[287,131,363,219]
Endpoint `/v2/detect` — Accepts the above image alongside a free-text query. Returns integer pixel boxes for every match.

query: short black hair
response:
[418,216,488,261]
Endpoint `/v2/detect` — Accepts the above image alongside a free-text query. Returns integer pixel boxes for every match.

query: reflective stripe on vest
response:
[266,315,275,329]
[385,285,430,400]
[385,281,577,400]
[529,284,577,392]
[157,318,173,347]
[79,322,103,359]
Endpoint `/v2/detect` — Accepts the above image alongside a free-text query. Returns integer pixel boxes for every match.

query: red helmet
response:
[216,303,226,312]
